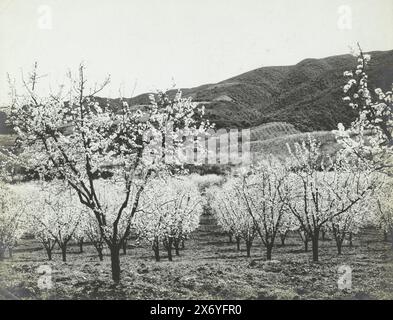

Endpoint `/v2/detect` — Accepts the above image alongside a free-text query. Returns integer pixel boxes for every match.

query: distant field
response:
[250,130,340,161]
[250,122,300,141]
[210,122,339,164]
[213,121,299,143]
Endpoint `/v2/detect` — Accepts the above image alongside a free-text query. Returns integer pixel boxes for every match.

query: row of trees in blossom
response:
[209,137,381,261]
[0,176,203,264]
[209,46,393,261]
[1,144,391,266]
[135,177,203,261]
[1,47,392,284]
[3,62,211,283]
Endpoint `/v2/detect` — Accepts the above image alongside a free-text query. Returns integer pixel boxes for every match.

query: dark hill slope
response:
[1,50,392,134]
[120,49,393,131]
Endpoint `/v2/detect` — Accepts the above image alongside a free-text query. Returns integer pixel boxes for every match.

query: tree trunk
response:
[167,246,173,261]
[92,241,104,261]
[8,247,13,258]
[154,247,160,262]
[246,240,252,257]
[298,231,309,252]
[61,245,67,262]
[332,229,342,255]
[336,240,342,255]
[79,239,84,253]
[266,245,273,260]
[280,233,287,246]
[45,247,52,261]
[110,245,121,283]
[349,232,353,248]
[97,247,104,261]
[122,240,127,255]
[174,240,180,256]
[236,236,241,251]
[181,239,185,249]
[166,239,173,262]
[0,247,5,261]
[390,228,393,249]
[152,237,160,262]
[383,231,388,241]
[162,238,173,261]
[312,231,319,262]
[228,234,233,243]
[321,229,326,241]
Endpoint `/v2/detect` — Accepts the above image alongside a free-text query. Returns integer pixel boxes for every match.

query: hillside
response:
[210,122,338,164]
[1,49,392,135]
[119,49,393,131]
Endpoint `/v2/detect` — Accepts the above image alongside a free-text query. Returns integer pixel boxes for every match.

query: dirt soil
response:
[0,227,392,300]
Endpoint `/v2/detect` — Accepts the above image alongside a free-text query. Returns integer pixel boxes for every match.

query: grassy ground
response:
[0,226,392,300]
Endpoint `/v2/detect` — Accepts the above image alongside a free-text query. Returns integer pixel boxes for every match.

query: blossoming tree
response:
[209,158,293,260]
[208,180,257,256]
[335,47,393,244]
[82,212,106,261]
[285,135,375,261]
[245,160,293,260]
[278,206,298,246]
[328,198,371,255]
[26,182,83,261]
[373,177,393,244]
[7,64,209,282]
[134,176,203,261]
[335,45,393,173]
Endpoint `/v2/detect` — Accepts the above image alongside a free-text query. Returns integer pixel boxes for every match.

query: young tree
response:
[328,200,369,255]
[73,221,86,254]
[244,160,292,260]
[320,226,328,241]
[335,48,393,248]
[335,46,393,173]
[278,206,298,246]
[135,176,203,261]
[373,177,393,244]
[208,180,257,257]
[297,229,311,252]
[26,181,83,262]
[286,135,375,261]
[0,183,25,260]
[22,185,56,261]
[7,64,210,282]
[83,212,106,261]
[210,158,292,260]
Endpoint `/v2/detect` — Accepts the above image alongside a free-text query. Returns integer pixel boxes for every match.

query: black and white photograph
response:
[0,0,392,304]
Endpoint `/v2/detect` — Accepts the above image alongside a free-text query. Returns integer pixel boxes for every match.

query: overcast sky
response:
[0,0,392,104]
